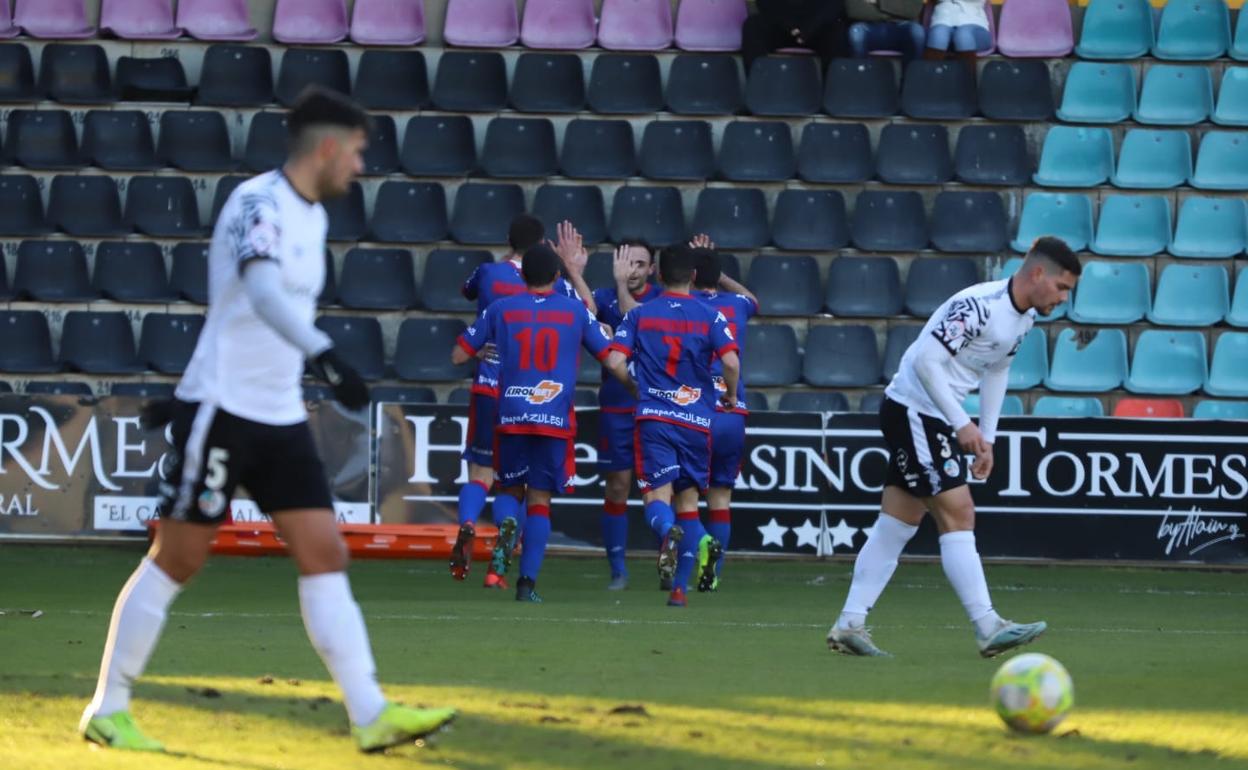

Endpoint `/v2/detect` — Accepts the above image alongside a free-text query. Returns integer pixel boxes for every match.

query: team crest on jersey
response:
[649,385,702,406]
[198,489,227,518]
[505,380,564,405]
[943,458,960,477]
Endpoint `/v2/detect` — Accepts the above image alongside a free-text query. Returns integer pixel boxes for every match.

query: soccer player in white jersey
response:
[79,88,455,752]
[827,237,1081,658]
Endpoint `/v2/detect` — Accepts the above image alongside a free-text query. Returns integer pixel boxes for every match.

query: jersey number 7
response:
[515,327,559,371]
[661,335,683,377]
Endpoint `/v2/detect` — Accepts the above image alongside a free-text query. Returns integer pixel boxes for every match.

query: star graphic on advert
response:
[829,519,859,550]
[860,523,875,541]
[792,519,820,550]
[758,518,788,547]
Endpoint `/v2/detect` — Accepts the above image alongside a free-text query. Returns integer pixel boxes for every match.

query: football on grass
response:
[990,652,1074,734]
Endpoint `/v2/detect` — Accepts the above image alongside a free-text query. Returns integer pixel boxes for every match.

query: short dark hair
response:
[508,215,546,253]
[691,248,719,289]
[618,239,654,263]
[659,244,696,287]
[287,87,371,152]
[1027,236,1082,276]
[522,243,561,287]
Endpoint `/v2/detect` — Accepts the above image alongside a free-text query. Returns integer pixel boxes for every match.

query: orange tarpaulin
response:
[147,520,500,560]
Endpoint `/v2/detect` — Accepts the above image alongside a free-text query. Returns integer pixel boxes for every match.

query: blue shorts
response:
[494,433,575,493]
[597,409,637,473]
[462,392,496,467]
[634,419,711,494]
[709,411,746,489]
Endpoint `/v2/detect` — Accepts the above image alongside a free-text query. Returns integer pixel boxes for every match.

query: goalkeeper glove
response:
[311,348,369,410]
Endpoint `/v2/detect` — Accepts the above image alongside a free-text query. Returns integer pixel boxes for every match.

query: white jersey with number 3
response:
[176,171,326,426]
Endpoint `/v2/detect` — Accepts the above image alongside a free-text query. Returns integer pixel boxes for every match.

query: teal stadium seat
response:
[1234,11,1248,60]
[1001,257,1066,320]
[1152,0,1231,60]
[1111,129,1191,189]
[1032,396,1106,417]
[1169,197,1246,258]
[1192,131,1248,190]
[1229,270,1248,328]
[1076,0,1154,59]
[1056,62,1136,123]
[1091,195,1171,256]
[1213,67,1248,125]
[1134,65,1213,125]
[1125,330,1208,395]
[1011,192,1093,253]
[1193,400,1248,418]
[1069,260,1151,324]
[1205,332,1248,397]
[1045,327,1128,392]
[1034,126,1114,187]
[963,393,1025,417]
[1008,328,1048,390]
[1147,264,1229,326]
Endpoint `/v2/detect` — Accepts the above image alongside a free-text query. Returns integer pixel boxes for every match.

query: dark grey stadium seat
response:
[978,60,1054,122]
[244,112,289,172]
[574,389,598,407]
[587,54,663,114]
[94,241,174,302]
[778,390,850,412]
[826,256,903,317]
[450,184,525,245]
[577,347,600,384]
[111,382,177,398]
[665,54,743,115]
[510,53,585,113]
[901,60,977,119]
[157,110,235,172]
[4,109,79,169]
[0,175,50,235]
[532,184,607,246]
[930,192,1008,253]
[639,120,714,181]
[609,186,686,247]
[81,110,158,170]
[39,44,113,103]
[797,122,872,183]
[744,325,801,386]
[823,58,898,117]
[48,175,128,236]
[718,120,795,182]
[875,124,953,184]
[59,311,142,373]
[125,176,204,237]
[324,182,366,242]
[746,391,770,411]
[691,187,769,249]
[276,48,350,107]
[369,181,448,243]
[446,387,471,405]
[585,251,614,289]
[803,325,881,387]
[14,240,96,301]
[719,253,742,283]
[851,191,927,252]
[0,253,8,300]
[0,43,37,102]
[361,114,399,175]
[772,189,849,251]
[745,56,821,116]
[197,45,274,107]
[353,49,428,110]
[210,175,248,225]
[954,125,1031,186]
[337,248,418,310]
[394,318,474,381]
[302,384,334,402]
[314,316,386,381]
[401,115,476,177]
[858,392,884,413]
[170,243,208,303]
[116,56,193,102]
[481,117,558,178]
[27,381,93,396]
[0,311,59,372]
[318,248,336,307]
[904,258,980,317]
[560,119,636,179]
[139,313,204,374]
[422,249,492,312]
[747,255,822,316]
[882,325,922,380]
[371,385,437,404]
[432,51,507,112]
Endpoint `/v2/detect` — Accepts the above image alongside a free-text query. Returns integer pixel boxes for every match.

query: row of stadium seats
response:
[1077,0,1248,61]
[1060,62,1248,126]
[977,395,1248,419]
[1037,126,1248,189]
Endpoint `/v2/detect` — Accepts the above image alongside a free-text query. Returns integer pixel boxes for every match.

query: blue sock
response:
[515,500,528,540]
[602,502,629,578]
[645,500,675,539]
[672,514,707,591]
[492,493,522,548]
[457,481,488,526]
[706,509,731,575]
[519,505,551,580]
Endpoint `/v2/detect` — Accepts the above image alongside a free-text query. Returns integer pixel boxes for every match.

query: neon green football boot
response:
[353,703,457,753]
[695,534,722,593]
[80,710,165,752]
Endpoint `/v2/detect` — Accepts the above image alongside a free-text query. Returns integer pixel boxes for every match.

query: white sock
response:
[837,513,919,628]
[87,558,182,717]
[939,531,1002,637]
[298,572,387,727]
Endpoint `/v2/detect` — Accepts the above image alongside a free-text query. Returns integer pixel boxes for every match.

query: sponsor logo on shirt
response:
[505,380,564,405]
[648,385,701,407]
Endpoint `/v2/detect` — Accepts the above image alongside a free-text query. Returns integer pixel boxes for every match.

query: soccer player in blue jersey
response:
[603,245,741,607]
[592,241,661,590]
[453,217,595,588]
[453,244,632,602]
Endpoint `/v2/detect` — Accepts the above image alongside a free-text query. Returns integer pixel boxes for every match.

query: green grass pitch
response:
[1,546,1245,769]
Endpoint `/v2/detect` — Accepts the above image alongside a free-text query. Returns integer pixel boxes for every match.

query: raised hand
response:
[554,220,587,273]
[689,233,715,250]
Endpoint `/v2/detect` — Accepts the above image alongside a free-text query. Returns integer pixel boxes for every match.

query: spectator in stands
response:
[846,0,926,62]
[741,0,850,74]
[924,0,991,70]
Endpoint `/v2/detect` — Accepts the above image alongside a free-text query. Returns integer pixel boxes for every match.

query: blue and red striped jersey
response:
[696,290,757,414]
[593,284,662,411]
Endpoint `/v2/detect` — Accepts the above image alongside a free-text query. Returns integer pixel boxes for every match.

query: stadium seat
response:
[433,51,507,112]
[59,311,142,374]
[0,175,47,235]
[851,191,927,252]
[1153,0,1231,60]
[1230,270,1248,328]
[826,256,903,318]
[954,125,1030,186]
[111,382,176,398]
[901,61,976,119]
[746,255,821,316]
[81,110,158,170]
[400,116,476,177]
[1011,192,1094,253]
[858,392,884,413]
[996,0,1073,57]
[14,240,96,301]
[94,241,173,302]
[116,56,192,102]
[1193,399,1248,418]
[519,0,595,48]
[315,316,385,381]
[0,0,15,37]
[368,182,447,244]
[197,45,273,106]
[674,0,747,51]
[1213,67,1248,126]
[803,325,881,387]
[1076,0,1153,59]
[177,0,256,40]
[609,186,686,247]
[772,189,849,251]
[422,249,492,312]
[745,56,821,116]
[317,249,337,306]
[25,381,94,395]
[778,390,849,413]
[743,325,801,386]
[1033,125,1114,188]
[324,182,367,242]
[272,0,348,44]
[209,175,247,225]
[797,122,872,183]
[1236,9,1248,60]
[598,0,673,50]
[882,325,921,381]
[930,192,1008,254]
[1056,63,1135,123]
[169,243,207,304]
[587,54,663,113]
[446,388,472,405]
[1002,257,1067,321]
[1171,197,1247,258]
[359,115,399,176]
[354,50,428,110]
[1114,397,1185,418]
[15,0,94,38]
[1091,195,1171,257]
[1032,395,1104,417]
[1192,131,1248,190]
[351,0,425,45]
[510,54,585,113]
[1045,327,1128,392]
[157,111,235,172]
[1125,330,1207,395]
[101,0,182,39]
[450,184,525,245]
[122,177,203,238]
[904,258,979,317]
[639,120,714,180]
[875,124,952,185]
[276,48,350,108]
[1204,332,1248,397]
[963,393,1025,417]
[371,385,437,405]
[336,248,418,311]
[39,44,112,103]
[665,54,744,115]
[0,253,8,300]
[583,251,614,289]
[560,119,636,179]
[395,319,474,381]
[1135,65,1213,125]
[0,43,36,101]
[138,312,203,374]
[576,348,600,385]
[691,188,769,250]
[443,0,518,46]
[977,60,1054,121]
[480,117,558,179]
[718,121,795,182]
[0,310,59,372]
[49,176,125,236]
[4,110,79,169]
[1148,264,1230,327]
[823,58,899,118]
[1111,129,1192,189]
[1069,260,1151,324]
[532,184,607,246]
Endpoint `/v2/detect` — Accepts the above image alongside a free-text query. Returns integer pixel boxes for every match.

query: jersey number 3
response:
[515,327,559,372]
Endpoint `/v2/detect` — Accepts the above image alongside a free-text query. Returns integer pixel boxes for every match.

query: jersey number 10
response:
[515,327,559,371]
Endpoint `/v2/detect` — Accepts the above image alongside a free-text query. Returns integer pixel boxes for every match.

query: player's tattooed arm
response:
[553,220,597,315]
[719,350,741,410]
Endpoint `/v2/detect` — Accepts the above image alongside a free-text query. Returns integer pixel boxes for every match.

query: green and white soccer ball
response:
[990,652,1074,734]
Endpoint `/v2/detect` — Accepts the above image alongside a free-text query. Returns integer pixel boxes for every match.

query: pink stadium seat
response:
[0,0,17,38]
[521,0,597,49]
[675,0,748,51]
[1113,398,1186,418]
[272,0,348,44]
[598,0,673,51]
[996,0,1073,58]
[100,0,182,40]
[14,0,95,39]
[444,0,519,47]
[176,0,256,41]
[351,0,426,45]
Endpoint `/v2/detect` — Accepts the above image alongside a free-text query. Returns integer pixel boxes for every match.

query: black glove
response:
[311,348,369,410]
[139,398,177,431]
